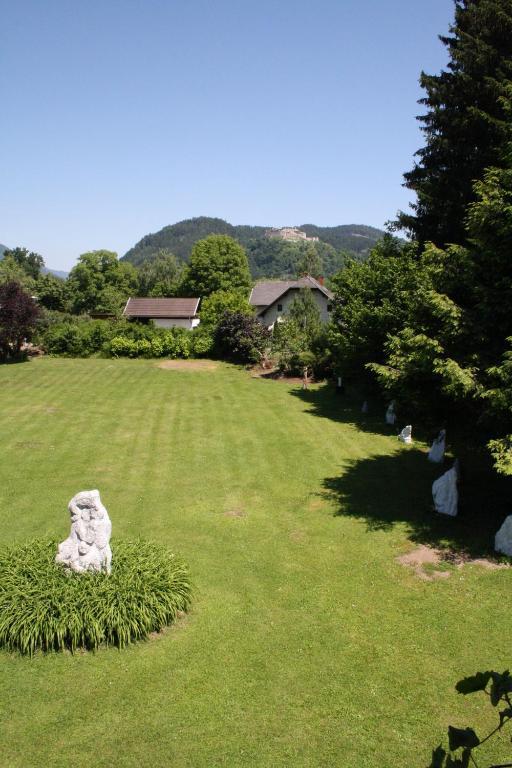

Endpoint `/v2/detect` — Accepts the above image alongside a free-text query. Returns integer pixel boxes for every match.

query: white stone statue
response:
[398,425,412,444]
[428,429,446,463]
[56,490,112,574]
[495,516,512,557]
[361,400,368,414]
[385,401,396,425]
[432,464,458,516]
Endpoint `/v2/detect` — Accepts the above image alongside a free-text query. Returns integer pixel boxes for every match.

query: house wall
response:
[259,288,331,327]
[153,317,200,330]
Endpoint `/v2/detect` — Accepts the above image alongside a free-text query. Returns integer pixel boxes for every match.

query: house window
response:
[327,303,333,313]
[277,303,283,312]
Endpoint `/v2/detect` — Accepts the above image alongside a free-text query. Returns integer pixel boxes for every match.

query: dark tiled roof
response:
[249,275,333,308]
[123,297,200,318]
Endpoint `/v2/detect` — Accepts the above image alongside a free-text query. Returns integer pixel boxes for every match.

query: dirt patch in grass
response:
[224,509,246,518]
[397,544,509,581]
[157,360,219,372]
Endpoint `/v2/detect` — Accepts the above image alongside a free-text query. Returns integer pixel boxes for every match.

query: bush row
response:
[38,317,214,359]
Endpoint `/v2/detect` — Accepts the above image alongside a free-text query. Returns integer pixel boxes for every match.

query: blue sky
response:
[2,0,453,270]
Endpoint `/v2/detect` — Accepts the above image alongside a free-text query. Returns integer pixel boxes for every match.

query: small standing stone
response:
[495,516,512,557]
[361,401,368,414]
[428,429,446,463]
[432,464,458,517]
[398,425,413,444]
[56,490,112,574]
[385,401,396,425]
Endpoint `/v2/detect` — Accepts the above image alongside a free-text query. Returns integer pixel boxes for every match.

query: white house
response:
[249,275,333,327]
[123,297,200,330]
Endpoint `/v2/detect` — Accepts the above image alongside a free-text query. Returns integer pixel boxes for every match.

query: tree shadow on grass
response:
[322,447,511,558]
[290,382,396,438]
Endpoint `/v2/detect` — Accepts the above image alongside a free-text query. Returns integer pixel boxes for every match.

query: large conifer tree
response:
[398,0,512,247]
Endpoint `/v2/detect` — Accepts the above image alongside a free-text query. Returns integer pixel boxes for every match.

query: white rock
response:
[398,425,412,444]
[385,401,396,425]
[432,465,458,516]
[56,490,112,574]
[428,429,446,463]
[495,516,512,557]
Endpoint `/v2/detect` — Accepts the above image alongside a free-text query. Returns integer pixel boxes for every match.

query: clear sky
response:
[2,0,453,271]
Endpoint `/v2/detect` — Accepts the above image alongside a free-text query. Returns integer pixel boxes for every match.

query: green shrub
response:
[0,538,192,654]
[190,326,214,357]
[110,336,138,357]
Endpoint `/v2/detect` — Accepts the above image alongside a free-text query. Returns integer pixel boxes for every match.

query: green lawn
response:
[0,358,510,768]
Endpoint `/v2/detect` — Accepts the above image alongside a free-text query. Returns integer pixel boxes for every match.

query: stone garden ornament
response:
[428,429,446,463]
[495,516,512,557]
[56,490,112,574]
[432,463,458,517]
[398,425,413,444]
[385,401,396,425]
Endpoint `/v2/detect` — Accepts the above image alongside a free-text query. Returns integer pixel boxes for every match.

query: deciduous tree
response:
[0,281,40,360]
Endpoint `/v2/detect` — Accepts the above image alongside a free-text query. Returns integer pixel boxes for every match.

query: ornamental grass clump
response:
[0,538,191,655]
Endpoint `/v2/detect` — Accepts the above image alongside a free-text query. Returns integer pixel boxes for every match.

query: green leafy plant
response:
[0,538,191,654]
[429,670,512,768]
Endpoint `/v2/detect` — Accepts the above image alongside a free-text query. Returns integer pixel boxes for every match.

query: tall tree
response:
[67,250,138,314]
[181,235,252,298]
[137,249,183,297]
[397,0,512,247]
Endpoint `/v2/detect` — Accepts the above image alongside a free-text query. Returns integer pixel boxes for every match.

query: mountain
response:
[42,267,68,279]
[122,217,387,278]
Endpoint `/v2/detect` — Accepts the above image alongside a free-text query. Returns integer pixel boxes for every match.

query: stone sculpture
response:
[385,401,396,425]
[495,516,512,557]
[398,425,412,444]
[432,464,458,516]
[56,489,112,574]
[428,429,446,463]
[361,401,368,414]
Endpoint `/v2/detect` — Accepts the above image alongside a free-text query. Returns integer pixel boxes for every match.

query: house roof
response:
[123,297,200,318]
[249,275,333,309]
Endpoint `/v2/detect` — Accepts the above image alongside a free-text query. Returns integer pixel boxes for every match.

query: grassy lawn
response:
[0,358,510,768]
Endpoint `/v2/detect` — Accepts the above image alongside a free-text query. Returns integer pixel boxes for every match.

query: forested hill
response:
[122,217,386,277]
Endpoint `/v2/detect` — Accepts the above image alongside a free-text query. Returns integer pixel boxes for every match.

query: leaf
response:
[456,671,493,694]
[448,726,480,751]
[428,745,447,768]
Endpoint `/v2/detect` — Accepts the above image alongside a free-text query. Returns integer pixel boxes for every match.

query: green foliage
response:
[397,0,512,247]
[213,311,271,363]
[0,254,36,292]
[39,316,214,360]
[0,281,40,360]
[136,249,183,297]
[35,272,69,312]
[42,318,130,357]
[109,329,192,359]
[329,236,426,379]
[270,290,324,375]
[181,235,252,298]
[199,289,253,327]
[287,288,322,342]
[0,538,191,654]
[67,250,138,315]
[3,246,44,279]
[429,670,512,768]
[296,243,322,278]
